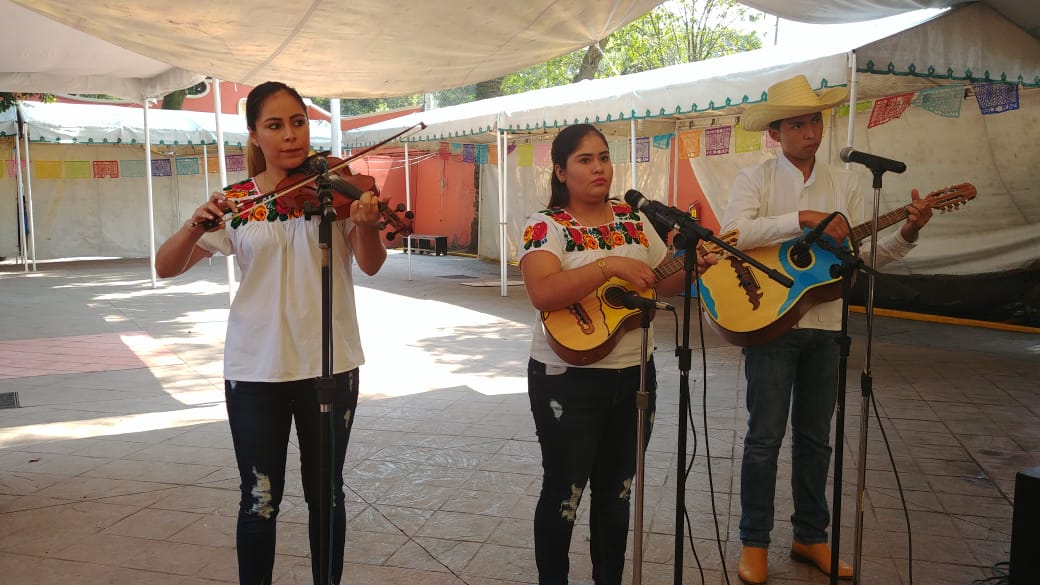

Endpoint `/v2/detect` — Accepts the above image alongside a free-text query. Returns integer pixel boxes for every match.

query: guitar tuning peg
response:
[385,230,397,241]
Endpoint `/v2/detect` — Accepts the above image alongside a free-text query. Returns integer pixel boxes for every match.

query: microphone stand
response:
[303,165,339,585]
[848,167,887,584]
[632,307,653,585]
[667,220,793,585]
[816,166,917,584]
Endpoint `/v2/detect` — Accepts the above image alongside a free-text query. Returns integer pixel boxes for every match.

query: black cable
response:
[972,560,1010,584]
[669,258,731,585]
[870,390,913,585]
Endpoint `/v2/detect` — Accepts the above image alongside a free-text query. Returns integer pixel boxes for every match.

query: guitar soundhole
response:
[789,247,813,269]
[602,285,630,310]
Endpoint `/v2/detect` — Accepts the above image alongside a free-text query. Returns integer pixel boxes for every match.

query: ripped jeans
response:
[225,371,359,585]
[528,357,656,585]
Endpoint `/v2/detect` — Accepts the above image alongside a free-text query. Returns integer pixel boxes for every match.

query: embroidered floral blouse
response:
[519,201,668,369]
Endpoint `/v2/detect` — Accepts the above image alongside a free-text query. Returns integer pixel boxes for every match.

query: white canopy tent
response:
[344,3,1039,293]
[2,0,670,286]
[16,101,334,151]
[5,0,667,99]
[0,101,334,262]
[739,0,1039,35]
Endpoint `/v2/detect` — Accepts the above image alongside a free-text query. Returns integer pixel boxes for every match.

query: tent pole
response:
[630,118,637,189]
[203,143,210,200]
[845,50,858,157]
[212,79,236,304]
[331,98,342,158]
[19,108,37,271]
[13,116,28,271]
[404,141,413,281]
[144,100,158,287]
[670,120,680,208]
[499,128,509,297]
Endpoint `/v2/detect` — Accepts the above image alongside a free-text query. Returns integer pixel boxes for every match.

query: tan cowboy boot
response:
[738,545,768,584]
[790,541,853,579]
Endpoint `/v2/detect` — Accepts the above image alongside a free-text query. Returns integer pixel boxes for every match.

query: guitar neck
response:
[849,208,909,244]
[652,256,687,282]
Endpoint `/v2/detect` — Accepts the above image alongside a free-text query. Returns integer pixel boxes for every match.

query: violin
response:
[280,153,415,240]
[193,123,424,240]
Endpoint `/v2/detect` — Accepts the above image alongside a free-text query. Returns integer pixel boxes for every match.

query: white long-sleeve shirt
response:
[721,155,918,330]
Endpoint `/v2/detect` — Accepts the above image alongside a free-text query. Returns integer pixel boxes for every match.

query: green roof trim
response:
[860,60,1039,87]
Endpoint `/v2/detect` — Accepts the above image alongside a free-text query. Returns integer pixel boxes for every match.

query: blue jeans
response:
[225,371,359,585]
[738,328,839,548]
[528,357,656,585]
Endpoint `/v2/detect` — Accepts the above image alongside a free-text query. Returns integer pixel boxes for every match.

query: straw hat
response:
[741,75,849,131]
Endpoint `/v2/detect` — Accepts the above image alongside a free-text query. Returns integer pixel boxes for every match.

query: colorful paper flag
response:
[175,157,200,175]
[608,140,628,164]
[705,126,732,156]
[151,159,172,177]
[867,93,915,128]
[34,160,62,179]
[734,125,762,154]
[462,144,475,163]
[635,137,650,163]
[652,134,672,150]
[476,144,489,164]
[678,130,702,159]
[972,82,1019,115]
[121,160,146,178]
[534,143,551,167]
[516,143,534,167]
[92,160,119,178]
[226,154,246,172]
[911,85,963,118]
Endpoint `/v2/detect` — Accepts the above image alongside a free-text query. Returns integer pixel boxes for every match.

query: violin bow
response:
[196,122,427,228]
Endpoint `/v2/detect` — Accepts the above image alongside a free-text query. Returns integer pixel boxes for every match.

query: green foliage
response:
[0,92,56,113]
[161,89,186,110]
[505,0,762,91]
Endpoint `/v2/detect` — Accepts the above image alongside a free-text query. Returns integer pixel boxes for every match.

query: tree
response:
[506,0,762,90]
[0,92,55,113]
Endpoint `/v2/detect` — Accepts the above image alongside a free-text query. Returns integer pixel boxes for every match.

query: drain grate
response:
[0,392,20,409]
[437,274,474,279]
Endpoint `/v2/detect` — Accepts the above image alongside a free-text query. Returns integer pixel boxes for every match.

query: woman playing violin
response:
[155,80,386,585]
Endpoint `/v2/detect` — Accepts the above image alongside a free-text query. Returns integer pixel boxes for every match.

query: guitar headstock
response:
[927,183,976,213]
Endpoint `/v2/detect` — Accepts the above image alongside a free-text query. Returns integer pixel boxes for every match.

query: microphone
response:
[791,211,840,265]
[624,190,700,235]
[839,147,906,174]
[621,291,674,312]
[306,155,329,175]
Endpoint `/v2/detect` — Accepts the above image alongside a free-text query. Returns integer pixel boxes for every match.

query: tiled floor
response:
[0,253,1037,584]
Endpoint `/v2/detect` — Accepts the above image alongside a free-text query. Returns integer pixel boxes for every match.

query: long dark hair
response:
[548,123,609,208]
[245,81,307,177]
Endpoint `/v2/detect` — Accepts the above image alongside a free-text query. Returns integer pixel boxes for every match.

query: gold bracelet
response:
[597,258,609,280]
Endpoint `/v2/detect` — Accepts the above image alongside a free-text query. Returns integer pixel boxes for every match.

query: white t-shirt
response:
[197,178,365,382]
[518,202,668,369]
[722,155,917,330]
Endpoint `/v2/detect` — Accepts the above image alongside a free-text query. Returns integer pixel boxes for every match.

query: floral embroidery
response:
[523,204,650,252]
[225,178,305,229]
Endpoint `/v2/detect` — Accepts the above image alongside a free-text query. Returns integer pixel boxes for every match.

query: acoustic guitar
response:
[542,232,738,365]
[697,183,977,346]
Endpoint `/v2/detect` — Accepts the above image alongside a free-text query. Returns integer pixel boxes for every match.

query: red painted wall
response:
[668,151,721,234]
[351,152,476,250]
